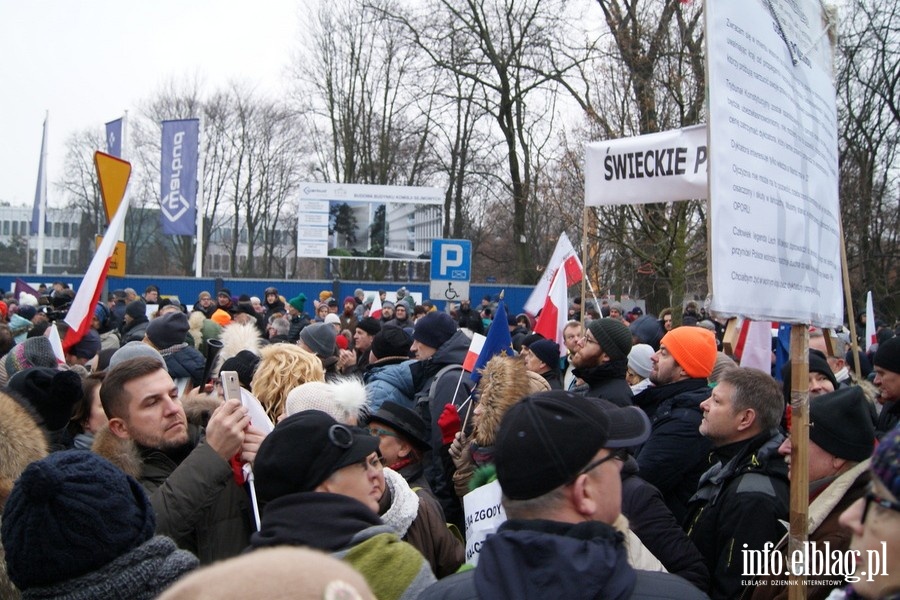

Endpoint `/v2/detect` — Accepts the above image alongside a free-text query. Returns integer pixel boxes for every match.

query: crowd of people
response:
[0,280,899,600]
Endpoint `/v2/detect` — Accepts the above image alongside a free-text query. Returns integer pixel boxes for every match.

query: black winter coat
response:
[572,359,634,406]
[633,379,714,523]
[621,455,709,590]
[684,430,789,600]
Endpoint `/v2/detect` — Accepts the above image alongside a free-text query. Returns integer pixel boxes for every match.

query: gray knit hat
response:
[108,341,166,371]
[299,323,336,358]
[587,318,633,361]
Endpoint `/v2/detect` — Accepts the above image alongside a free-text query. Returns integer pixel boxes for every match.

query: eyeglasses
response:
[368,427,399,439]
[328,424,354,449]
[862,490,900,523]
[581,334,599,346]
[570,449,625,482]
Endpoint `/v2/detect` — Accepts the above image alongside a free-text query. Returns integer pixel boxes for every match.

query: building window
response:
[71,251,77,264]
[61,250,69,264]
[11,221,18,236]
[53,222,61,237]
[62,223,69,237]
[44,249,51,263]
[2,221,8,235]
[52,249,60,264]
[71,223,78,238]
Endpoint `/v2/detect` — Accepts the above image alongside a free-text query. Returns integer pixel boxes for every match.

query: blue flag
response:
[470,298,514,384]
[160,119,200,235]
[774,322,791,381]
[105,118,123,157]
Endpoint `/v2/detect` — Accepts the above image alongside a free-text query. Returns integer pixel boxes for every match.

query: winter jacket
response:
[121,316,149,344]
[572,359,634,406]
[378,467,465,579]
[286,313,310,343]
[263,299,286,321]
[684,430,790,600]
[8,313,32,343]
[748,461,870,600]
[419,519,710,600]
[621,455,709,590]
[876,400,900,438]
[92,410,252,565]
[161,345,207,389]
[365,359,419,411]
[250,491,436,600]
[634,378,714,523]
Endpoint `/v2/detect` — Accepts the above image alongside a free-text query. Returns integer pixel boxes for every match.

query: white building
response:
[0,205,83,273]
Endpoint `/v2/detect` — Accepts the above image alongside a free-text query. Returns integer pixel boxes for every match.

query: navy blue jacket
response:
[633,379,714,523]
[420,519,709,600]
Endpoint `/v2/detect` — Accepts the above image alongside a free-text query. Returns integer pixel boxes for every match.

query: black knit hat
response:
[521,332,545,349]
[7,368,83,432]
[125,300,146,320]
[220,350,260,389]
[587,318,633,361]
[146,311,189,350]
[412,312,458,350]
[809,387,875,462]
[1,450,155,589]
[529,339,560,370]
[875,336,900,375]
[356,317,382,337]
[70,329,101,360]
[495,392,650,500]
[254,411,379,504]
[369,401,430,452]
[371,326,412,359]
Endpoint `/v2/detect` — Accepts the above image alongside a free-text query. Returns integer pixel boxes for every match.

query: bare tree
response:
[837,0,900,321]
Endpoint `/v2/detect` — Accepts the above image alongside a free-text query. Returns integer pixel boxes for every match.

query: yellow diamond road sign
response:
[95,152,131,223]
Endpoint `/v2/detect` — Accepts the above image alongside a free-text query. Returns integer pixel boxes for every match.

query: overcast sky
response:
[0,0,302,207]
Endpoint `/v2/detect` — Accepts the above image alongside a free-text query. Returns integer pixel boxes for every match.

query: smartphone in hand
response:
[219,370,242,402]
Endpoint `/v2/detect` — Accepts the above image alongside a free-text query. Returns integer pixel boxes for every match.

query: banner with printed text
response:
[160,119,199,235]
[706,0,841,326]
[585,124,708,206]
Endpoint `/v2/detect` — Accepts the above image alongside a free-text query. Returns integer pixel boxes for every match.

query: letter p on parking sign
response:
[431,239,471,281]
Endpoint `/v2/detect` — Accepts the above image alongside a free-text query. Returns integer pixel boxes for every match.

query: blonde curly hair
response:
[251,344,325,421]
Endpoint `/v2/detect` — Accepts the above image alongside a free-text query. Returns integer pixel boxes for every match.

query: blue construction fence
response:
[3,273,540,316]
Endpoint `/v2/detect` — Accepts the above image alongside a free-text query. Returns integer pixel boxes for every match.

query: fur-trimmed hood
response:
[91,393,223,480]
[0,391,49,509]
[472,356,550,447]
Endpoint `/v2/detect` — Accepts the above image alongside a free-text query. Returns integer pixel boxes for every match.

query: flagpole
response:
[194,116,205,278]
[580,207,588,323]
[35,112,49,275]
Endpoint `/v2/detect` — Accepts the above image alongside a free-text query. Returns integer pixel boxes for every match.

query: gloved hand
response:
[438,403,461,445]
[449,430,471,470]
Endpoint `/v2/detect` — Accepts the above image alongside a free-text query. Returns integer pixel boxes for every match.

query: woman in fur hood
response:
[448,355,550,498]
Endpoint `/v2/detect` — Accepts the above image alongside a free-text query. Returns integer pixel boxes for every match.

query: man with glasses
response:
[684,368,789,600]
[570,318,634,406]
[251,410,436,599]
[749,386,875,599]
[421,391,707,599]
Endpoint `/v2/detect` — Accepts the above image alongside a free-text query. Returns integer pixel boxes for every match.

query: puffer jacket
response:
[365,359,418,411]
[633,379,714,523]
[684,430,789,600]
[92,397,251,565]
[162,345,207,389]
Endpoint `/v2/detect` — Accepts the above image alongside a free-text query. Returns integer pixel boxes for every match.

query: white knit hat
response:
[284,379,368,424]
[627,343,655,379]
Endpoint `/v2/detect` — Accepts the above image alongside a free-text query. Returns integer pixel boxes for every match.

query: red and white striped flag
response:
[463,333,487,372]
[865,291,876,351]
[532,266,570,355]
[62,154,132,351]
[369,293,383,320]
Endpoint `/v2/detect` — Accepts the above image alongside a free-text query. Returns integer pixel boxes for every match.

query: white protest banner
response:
[585,124,708,206]
[463,479,506,566]
[706,0,842,326]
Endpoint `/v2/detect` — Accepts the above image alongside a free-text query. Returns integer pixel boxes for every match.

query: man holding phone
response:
[94,356,264,564]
